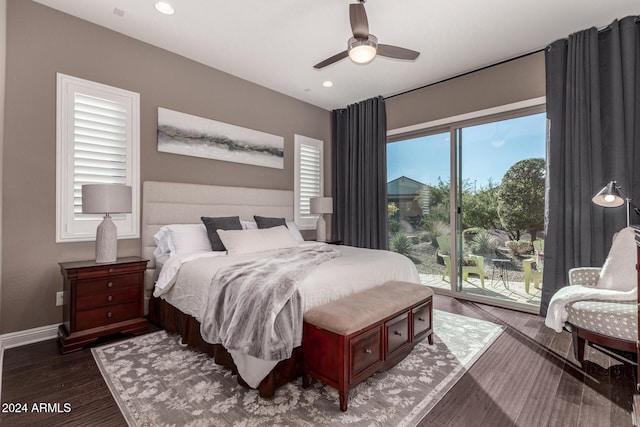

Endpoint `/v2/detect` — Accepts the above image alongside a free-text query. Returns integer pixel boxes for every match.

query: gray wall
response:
[0,0,6,338]
[386,52,545,130]
[2,1,331,333]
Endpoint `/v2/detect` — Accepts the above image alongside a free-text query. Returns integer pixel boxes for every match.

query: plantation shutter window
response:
[294,135,324,229]
[57,73,140,242]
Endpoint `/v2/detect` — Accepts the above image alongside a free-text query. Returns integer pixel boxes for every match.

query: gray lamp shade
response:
[592,181,625,207]
[82,184,132,214]
[310,197,333,214]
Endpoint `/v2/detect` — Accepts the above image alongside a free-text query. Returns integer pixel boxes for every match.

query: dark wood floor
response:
[1,295,635,427]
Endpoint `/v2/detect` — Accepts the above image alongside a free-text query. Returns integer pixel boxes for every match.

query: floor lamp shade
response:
[592,180,630,226]
[310,197,333,242]
[82,184,132,263]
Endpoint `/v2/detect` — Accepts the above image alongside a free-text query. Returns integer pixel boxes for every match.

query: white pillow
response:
[155,224,212,257]
[286,222,305,243]
[153,228,171,258]
[241,220,258,230]
[597,226,636,291]
[217,226,299,255]
[241,220,304,242]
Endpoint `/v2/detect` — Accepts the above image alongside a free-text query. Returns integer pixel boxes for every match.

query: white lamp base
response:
[316,215,327,242]
[95,214,117,263]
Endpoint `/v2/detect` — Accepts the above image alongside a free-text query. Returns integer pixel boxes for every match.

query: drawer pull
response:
[106,312,113,318]
[394,331,402,336]
[108,268,114,273]
[418,317,426,322]
[107,282,113,288]
[107,295,113,302]
[364,348,372,354]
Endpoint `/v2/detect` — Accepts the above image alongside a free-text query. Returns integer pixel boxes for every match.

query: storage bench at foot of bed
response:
[302,281,434,411]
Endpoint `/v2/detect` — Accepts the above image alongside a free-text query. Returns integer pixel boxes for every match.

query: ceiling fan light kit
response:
[348,35,378,64]
[314,1,420,69]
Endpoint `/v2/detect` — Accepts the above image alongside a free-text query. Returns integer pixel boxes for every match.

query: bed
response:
[142,181,421,397]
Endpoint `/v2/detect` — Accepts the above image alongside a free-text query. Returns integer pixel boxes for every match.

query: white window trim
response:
[294,134,324,230]
[387,96,546,137]
[56,73,140,242]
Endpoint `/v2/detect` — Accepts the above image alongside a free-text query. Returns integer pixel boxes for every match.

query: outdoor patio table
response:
[491,258,510,289]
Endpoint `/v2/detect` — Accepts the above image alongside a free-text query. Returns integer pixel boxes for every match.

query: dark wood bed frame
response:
[148,295,302,397]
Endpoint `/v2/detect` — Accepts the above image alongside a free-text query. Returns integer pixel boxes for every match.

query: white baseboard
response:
[1,323,59,350]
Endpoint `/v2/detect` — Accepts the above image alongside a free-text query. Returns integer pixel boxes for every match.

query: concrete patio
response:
[419,272,541,307]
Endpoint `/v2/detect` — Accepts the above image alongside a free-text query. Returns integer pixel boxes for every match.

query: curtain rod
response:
[545,15,640,50]
[384,49,543,101]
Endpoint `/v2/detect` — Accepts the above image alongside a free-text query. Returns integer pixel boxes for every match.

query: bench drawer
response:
[413,301,432,339]
[386,312,410,356]
[350,327,382,379]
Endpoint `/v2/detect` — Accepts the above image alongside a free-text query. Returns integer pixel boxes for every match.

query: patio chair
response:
[523,239,544,293]
[436,235,485,287]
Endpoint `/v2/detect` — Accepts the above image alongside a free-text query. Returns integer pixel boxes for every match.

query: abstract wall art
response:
[157,107,284,169]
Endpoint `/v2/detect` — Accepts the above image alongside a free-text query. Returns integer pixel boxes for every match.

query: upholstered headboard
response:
[141,181,294,311]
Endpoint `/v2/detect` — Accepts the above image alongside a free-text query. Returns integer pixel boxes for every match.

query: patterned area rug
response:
[93,310,502,426]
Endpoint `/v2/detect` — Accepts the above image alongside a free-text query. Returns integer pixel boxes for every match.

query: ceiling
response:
[33,0,640,111]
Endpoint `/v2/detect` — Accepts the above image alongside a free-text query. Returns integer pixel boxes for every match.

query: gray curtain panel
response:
[541,16,640,316]
[331,96,389,249]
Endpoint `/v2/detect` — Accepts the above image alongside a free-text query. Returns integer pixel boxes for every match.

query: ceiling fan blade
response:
[313,50,349,69]
[377,44,420,60]
[349,3,369,39]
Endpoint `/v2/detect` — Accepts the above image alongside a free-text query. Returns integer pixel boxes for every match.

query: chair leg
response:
[571,327,586,367]
[533,275,541,289]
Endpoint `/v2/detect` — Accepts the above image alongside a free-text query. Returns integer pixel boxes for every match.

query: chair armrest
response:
[568,267,601,287]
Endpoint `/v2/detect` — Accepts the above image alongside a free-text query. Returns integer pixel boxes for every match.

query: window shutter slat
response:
[73,92,129,219]
[299,141,321,217]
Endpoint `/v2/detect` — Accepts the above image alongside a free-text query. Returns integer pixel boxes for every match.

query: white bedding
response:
[154,242,420,387]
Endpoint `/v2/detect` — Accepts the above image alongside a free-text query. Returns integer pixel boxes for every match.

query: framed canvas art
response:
[157,107,284,169]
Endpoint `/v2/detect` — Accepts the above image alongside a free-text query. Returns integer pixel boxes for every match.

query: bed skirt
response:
[148,295,303,397]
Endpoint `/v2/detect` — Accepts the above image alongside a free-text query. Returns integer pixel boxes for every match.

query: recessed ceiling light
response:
[322,81,334,88]
[154,2,175,15]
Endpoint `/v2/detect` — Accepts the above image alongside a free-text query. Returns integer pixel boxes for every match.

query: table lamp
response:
[310,197,333,242]
[82,184,132,263]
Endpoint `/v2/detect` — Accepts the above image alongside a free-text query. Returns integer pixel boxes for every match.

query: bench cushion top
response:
[303,281,433,335]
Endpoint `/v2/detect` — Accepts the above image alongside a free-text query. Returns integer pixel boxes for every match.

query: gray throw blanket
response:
[199,245,340,361]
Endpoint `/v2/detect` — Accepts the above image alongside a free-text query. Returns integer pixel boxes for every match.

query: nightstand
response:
[58,256,149,354]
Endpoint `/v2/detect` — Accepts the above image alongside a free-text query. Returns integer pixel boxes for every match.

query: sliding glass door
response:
[387,108,546,311]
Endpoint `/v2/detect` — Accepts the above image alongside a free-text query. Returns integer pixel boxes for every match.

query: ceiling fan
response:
[313,0,420,69]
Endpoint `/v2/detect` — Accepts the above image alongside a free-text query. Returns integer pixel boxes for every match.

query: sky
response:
[387,113,547,190]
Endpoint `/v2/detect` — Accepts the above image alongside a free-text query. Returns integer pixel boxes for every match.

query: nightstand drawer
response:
[75,274,140,296]
[75,302,139,330]
[76,287,139,310]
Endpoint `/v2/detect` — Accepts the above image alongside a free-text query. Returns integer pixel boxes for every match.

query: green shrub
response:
[469,230,498,255]
[505,240,532,256]
[388,219,400,233]
[462,227,483,242]
[390,232,412,256]
[422,220,450,247]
